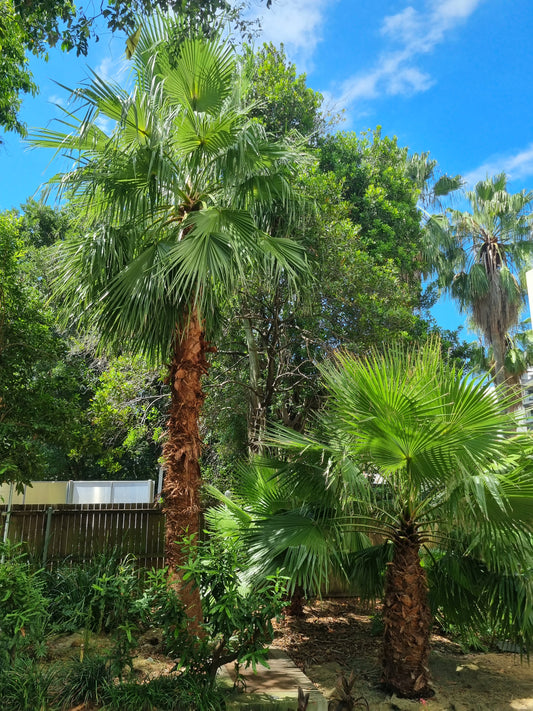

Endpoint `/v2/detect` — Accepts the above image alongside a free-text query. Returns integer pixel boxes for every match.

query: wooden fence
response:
[0,503,165,569]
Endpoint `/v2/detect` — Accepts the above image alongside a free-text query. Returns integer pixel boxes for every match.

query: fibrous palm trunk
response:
[162,309,209,628]
[381,525,432,698]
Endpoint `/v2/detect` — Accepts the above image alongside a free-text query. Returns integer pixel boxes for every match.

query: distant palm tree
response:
[220,341,533,698]
[425,173,533,397]
[30,16,307,620]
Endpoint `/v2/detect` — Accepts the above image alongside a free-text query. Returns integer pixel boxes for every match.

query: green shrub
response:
[0,543,49,663]
[43,551,144,634]
[176,533,287,685]
[138,567,187,655]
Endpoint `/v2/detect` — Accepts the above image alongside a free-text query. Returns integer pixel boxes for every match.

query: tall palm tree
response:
[425,173,533,395]
[225,341,533,698]
[29,16,307,618]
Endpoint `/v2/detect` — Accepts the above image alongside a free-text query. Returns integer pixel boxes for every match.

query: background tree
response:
[0,210,91,486]
[203,119,438,465]
[0,0,267,140]
[425,173,533,397]
[244,42,328,140]
[224,341,533,698]
[30,18,307,619]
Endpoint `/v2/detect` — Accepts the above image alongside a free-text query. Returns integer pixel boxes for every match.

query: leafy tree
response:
[30,17,307,619]
[0,0,37,137]
[425,173,533,397]
[245,42,327,140]
[319,128,424,280]
[0,0,266,139]
[203,125,433,462]
[223,340,533,698]
[78,355,167,479]
[0,211,90,486]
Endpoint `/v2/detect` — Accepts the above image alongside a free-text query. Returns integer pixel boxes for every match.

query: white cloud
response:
[463,145,533,187]
[94,55,127,83]
[334,0,484,111]
[251,0,336,68]
[48,94,67,108]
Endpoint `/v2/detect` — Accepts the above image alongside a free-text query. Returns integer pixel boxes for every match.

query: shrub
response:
[0,542,49,663]
[177,533,287,685]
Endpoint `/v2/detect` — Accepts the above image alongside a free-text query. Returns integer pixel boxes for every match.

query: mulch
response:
[271,597,384,671]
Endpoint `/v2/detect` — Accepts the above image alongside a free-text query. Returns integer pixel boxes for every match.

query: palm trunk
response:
[381,524,433,698]
[162,309,209,628]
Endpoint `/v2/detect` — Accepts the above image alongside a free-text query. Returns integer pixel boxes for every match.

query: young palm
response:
[425,173,533,396]
[235,341,533,698]
[29,16,307,618]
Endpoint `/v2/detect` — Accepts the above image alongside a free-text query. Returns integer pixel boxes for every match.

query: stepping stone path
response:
[220,648,328,710]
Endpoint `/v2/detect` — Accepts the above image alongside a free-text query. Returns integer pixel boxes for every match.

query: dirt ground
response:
[270,598,533,711]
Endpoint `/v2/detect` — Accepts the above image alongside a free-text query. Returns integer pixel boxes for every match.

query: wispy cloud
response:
[48,94,67,108]
[252,0,336,68]
[463,144,533,187]
[335,0,484,109]
[94,55,127,83]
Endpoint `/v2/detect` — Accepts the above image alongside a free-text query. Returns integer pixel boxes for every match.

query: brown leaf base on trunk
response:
[162,311,210,633]
[381,529,433,699]
[283,585,306,617]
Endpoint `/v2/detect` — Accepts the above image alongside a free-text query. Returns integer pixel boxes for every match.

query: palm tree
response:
[225,341,533,698]
[29,16,307,618]
[425,173,533,395]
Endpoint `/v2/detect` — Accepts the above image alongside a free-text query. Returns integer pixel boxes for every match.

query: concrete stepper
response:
[220,648,328,710]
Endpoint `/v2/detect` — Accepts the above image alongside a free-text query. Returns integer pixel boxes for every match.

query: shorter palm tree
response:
[220,341,533,698]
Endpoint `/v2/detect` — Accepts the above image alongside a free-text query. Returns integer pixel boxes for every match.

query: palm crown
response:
[32,17,306,359]
[425,174,533,391]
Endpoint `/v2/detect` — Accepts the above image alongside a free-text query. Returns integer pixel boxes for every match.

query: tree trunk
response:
[243,317,265,454]
[381,526,433,698]
[491,336,507,390]
[162,309,210,629]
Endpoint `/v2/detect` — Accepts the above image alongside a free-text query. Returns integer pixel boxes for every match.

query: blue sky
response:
[2,0,533,336]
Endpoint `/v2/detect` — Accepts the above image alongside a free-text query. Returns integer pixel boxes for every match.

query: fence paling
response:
[0,503,165,568]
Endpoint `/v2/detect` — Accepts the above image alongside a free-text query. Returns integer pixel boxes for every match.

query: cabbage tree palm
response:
[29,17,306,618]
[425,174,533,395]
[229,341,533,698]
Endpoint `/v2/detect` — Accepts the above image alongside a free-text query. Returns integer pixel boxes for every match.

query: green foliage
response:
[30,21,307,362]
[177,533,287,684]
[0,655,58,711]
[104,672,225,711]
[0,543,49,663]
[0,210,91,485]
[56,653,112,708]
[0,0,265,138]
[0,1,37,138]
[78,355,167,478]
[319,128,423,277]
[245,42,327,139]
[234,340,533,655]
[140,567,187,655]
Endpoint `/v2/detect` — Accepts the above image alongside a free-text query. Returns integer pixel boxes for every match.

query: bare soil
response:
[270,598,533,711]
